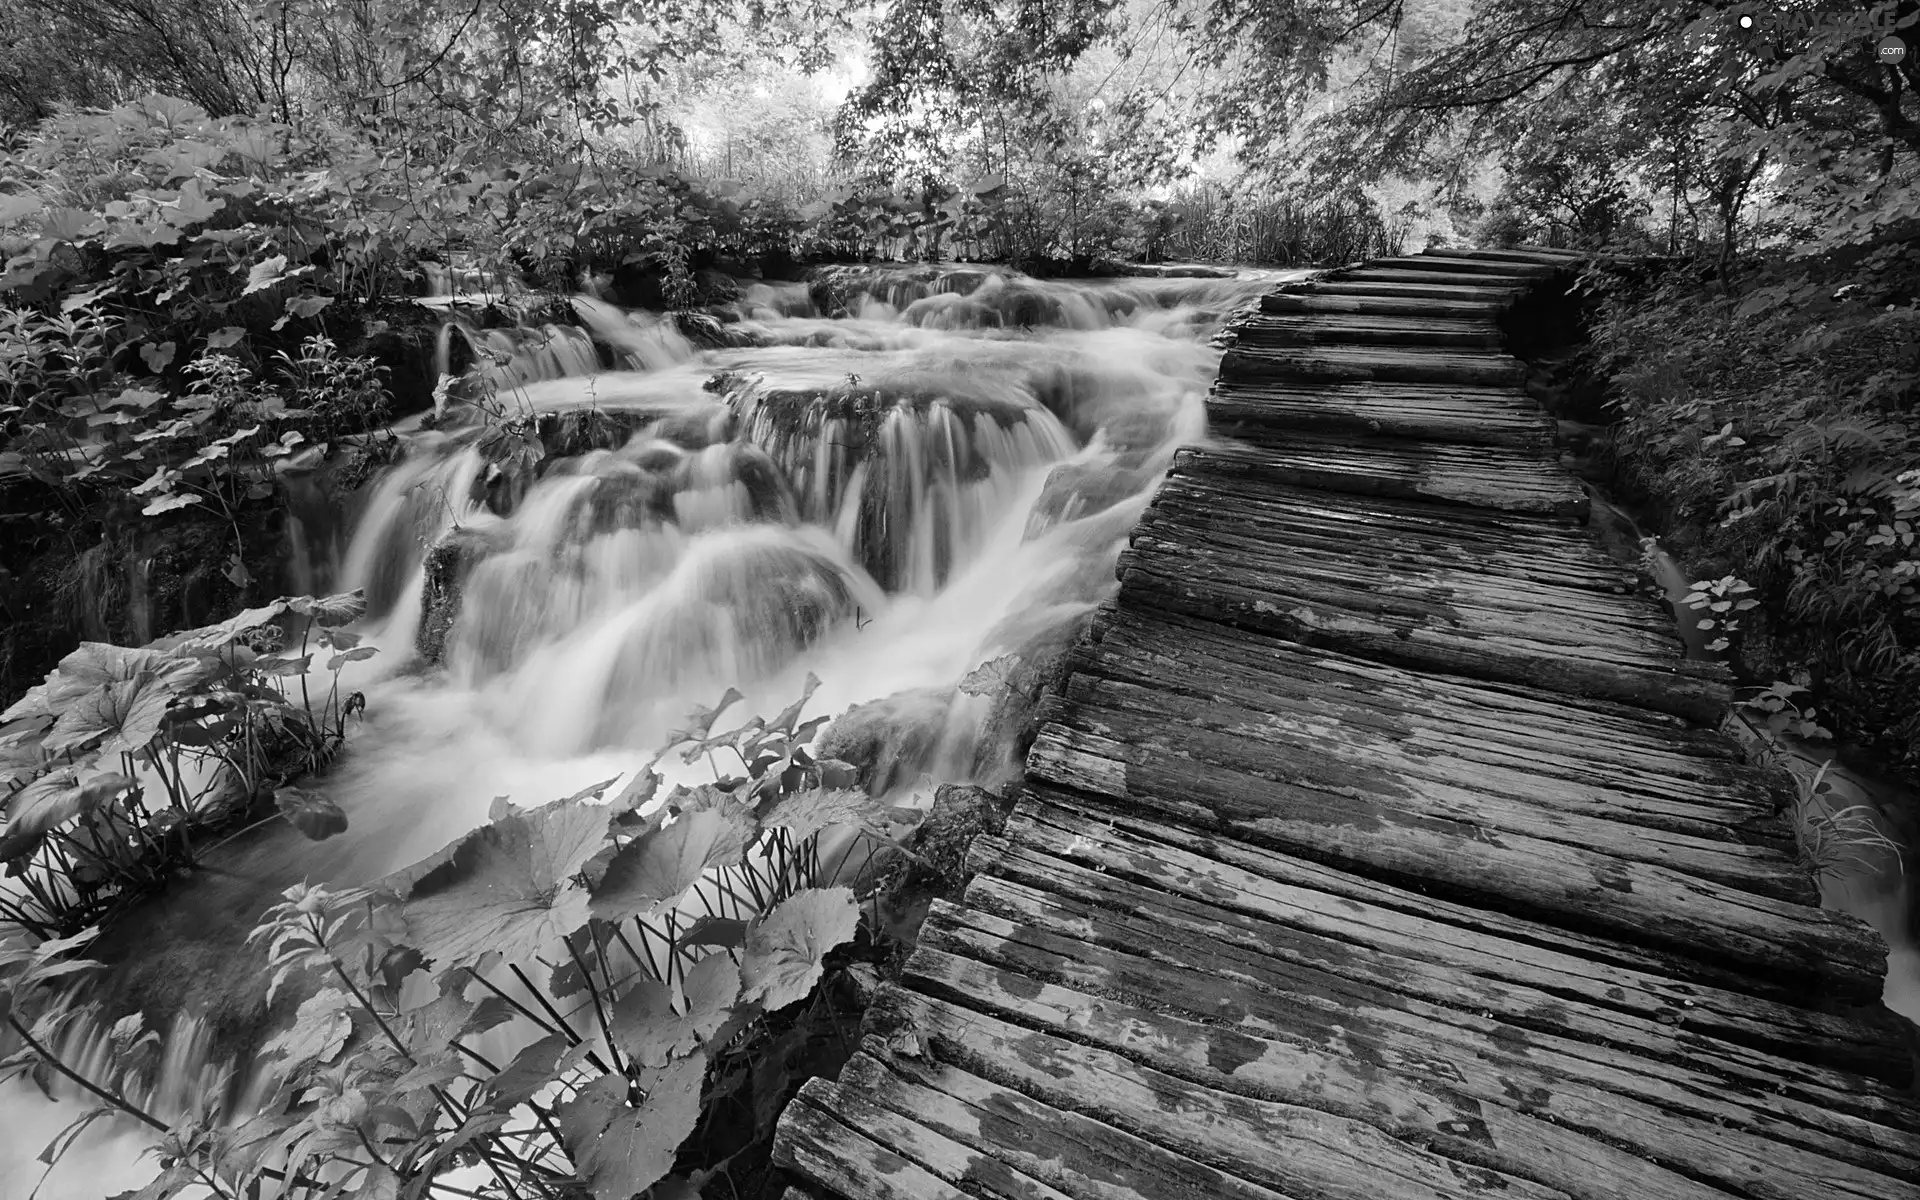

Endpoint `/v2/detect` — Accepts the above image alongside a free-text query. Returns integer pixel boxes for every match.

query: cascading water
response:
[0,263,1287,1198]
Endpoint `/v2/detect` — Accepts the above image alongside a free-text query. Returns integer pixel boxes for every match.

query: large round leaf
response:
[588,807,753,923]
[43,672,175,756]
[3,767,132,837]
[555,1059,704,1200]
[739,887,858,1012]
[390,799,613,972]
[275,786,348,841]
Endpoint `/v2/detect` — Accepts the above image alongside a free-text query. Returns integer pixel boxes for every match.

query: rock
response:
[814,688,958,795]
[871,783,1015,951]
[416,523,508,664]
[1024,459,1150,539]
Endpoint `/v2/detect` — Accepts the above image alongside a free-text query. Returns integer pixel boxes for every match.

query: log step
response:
[1382,254,1567,278]
[1340,267,1542,289]
[1208,379,1556,449]
[1285,278,1526,303]
[1260,291,1511,318]
[1220,343,1526,387]
[1168,439,1589,520]
[1228,312,1505,349]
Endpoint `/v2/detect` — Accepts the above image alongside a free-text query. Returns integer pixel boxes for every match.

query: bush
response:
[1588,237,1920,773]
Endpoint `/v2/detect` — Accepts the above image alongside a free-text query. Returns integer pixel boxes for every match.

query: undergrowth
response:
[1587,237,1920,778]
[2,676,922,1200]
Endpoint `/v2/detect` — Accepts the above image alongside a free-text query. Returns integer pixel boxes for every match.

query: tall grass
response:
[1156,182,1402,265]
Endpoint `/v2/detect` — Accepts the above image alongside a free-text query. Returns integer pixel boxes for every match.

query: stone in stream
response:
[814,687,962,796]
[416,522,511,664]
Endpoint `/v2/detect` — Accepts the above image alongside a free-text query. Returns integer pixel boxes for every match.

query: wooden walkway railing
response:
[769,248,1920,1200]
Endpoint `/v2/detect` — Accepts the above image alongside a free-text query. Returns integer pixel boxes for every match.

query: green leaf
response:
[290,589,367,627]
[2,769,131,836]
[44,672,174,755]
[739,887,858,1012]
[609,978,698,1067]
[285,294,333,321]
[206,327,246,350]
[390,799,612,971]
[262,987,354,1068]
[588,807,753,923]
[141,492,203,516]
[241,254,289,296]
[762,787,883,843]
[0,193,43,224]
[679,953,742,1045]
[555,1060,704,1200]
[275,786,348,841]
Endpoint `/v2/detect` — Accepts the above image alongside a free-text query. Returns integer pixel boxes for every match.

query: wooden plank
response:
[1338,268,1542,290]
[775,1085,979,1200]
[1384,254,1565,278]
[1170,441,1589,519]
[1227,313,1504,349]
[940,867,1920,1149]
[892,950,1718,1200]
[1220,344,1525,388]
[1021,724,1889,996]
[913,896,1920,1189]
[1281,279,1524,303]
[1115,534,1734,724]
[904,943,1919,1200]
[789,1074,1080,1200]
[1120,521,1691,660]
[1082,604,1756,779]
[1143,473,1637,592]
[1425,247,1585,268]
[1049,676,1804,878]
[866,987,1576,1200]
[835,1053,1301,1200]
[1000,801,1909,1083]
[1071,618,1789,838]
[1208,380,1555,449]
[1259,292,1509,319]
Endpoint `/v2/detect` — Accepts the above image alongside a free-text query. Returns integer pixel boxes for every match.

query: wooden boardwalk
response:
[771,249,1920,1200]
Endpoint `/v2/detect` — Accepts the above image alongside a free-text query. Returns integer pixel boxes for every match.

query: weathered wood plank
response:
[1051,674,1801,868]
[835,1053,1301,1200]
[913,898,1920,1190]
[1114,534,1735,723]
[1337,268,1541,290]
[1170,441,1589,519]
[775,1086,979,1200]
[866,987,1576,1200]
[1386,254,1566,278]
[1142,473,1638,591]
[1122,519,1685,654]
[1082,604,1756,778]
[1260,291,1510,318]
[1220,343,1526,387]
[904,942,1918,1200]
[1281,279,1525,303]
[1000,801,1908,1083]
[894,948,1724,1200]
[1227,313,1504,349]
[1427,246,1586,267]
[1022,725,1889,995]
[1069,625,1789,839]
[937,870,1920,1151]
[1208,380,1555,449]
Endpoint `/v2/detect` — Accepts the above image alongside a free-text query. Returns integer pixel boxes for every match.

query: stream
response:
[0,264,1289,1197]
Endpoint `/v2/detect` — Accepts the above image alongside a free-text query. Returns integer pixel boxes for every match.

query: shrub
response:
[1588,239,1920,773]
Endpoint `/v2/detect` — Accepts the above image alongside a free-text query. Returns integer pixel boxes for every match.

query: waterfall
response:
[0,262,1291,1199]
